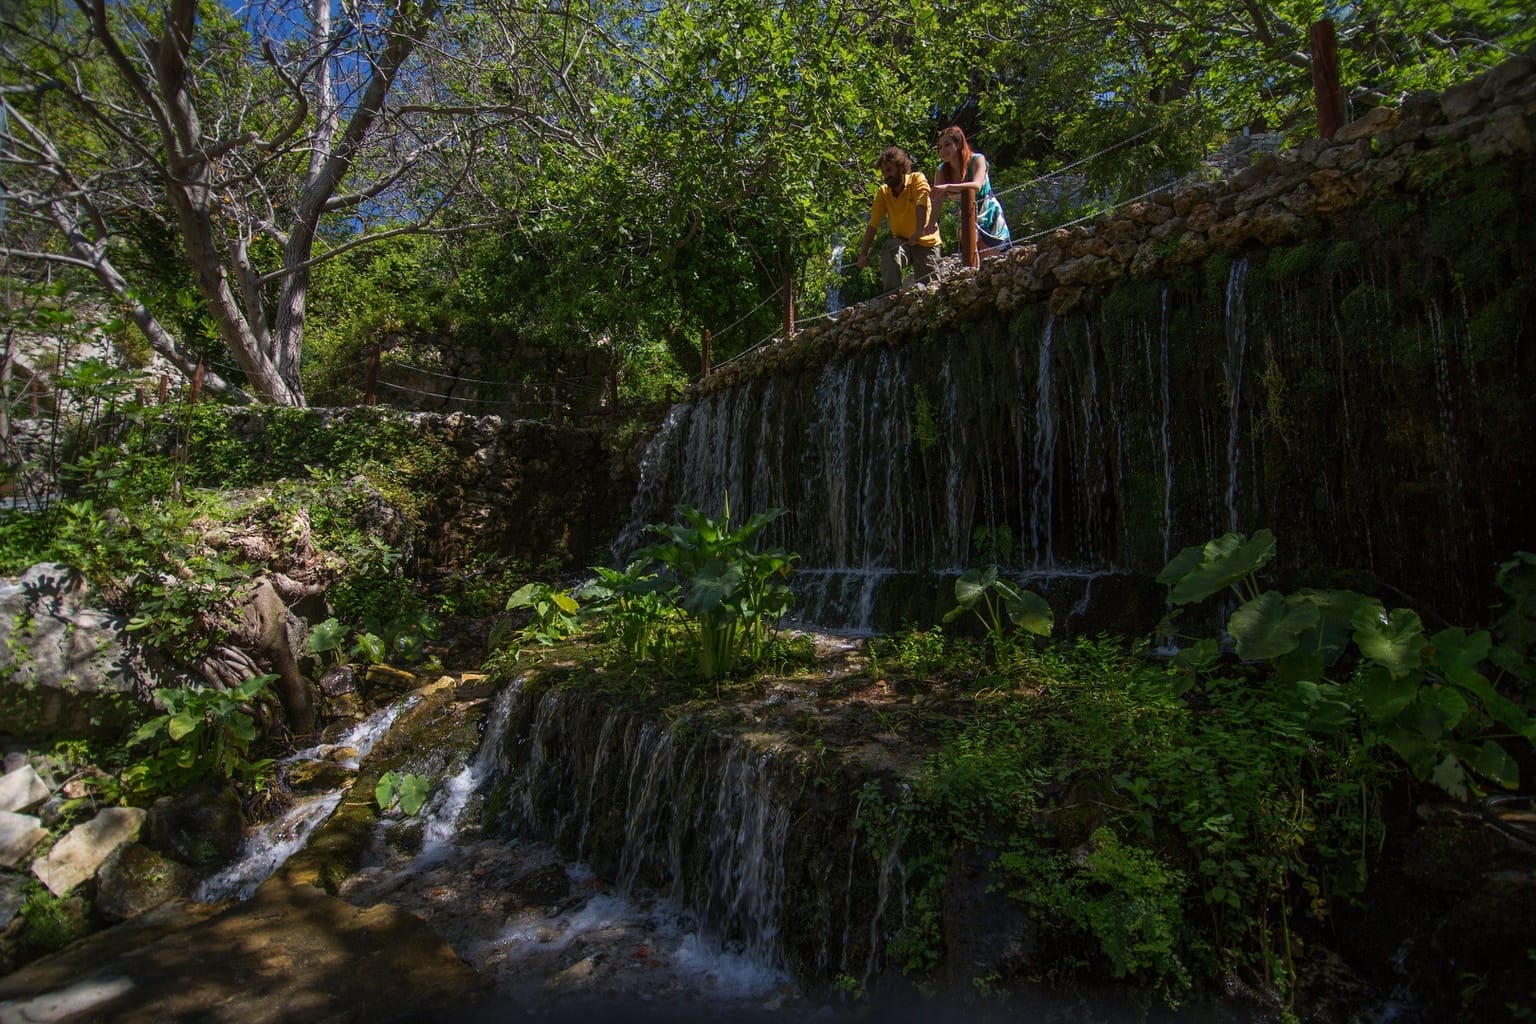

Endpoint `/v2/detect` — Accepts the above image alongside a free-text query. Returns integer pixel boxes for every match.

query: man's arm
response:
[909,175,932,243]
[856,221,879,268]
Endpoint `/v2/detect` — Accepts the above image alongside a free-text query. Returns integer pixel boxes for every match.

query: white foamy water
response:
[468,865,794,1009]
[194,790,345,902]
[193,694,423,903]
[285,694,421,769]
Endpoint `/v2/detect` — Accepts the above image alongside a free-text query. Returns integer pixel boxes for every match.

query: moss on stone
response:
[1263,240,1327,284]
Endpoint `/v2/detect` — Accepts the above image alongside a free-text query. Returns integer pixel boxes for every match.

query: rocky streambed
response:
[3,637,1534,1024]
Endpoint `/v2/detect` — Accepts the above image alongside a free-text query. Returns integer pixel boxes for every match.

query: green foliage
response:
[18,883,91,955]
[943,566,1053,660]
[505,581,583,646]
[632,501,797,681]
[912,385,942,453]
[1160,532,1536,800]
[374,771,432,816]
[575,561,677,664]
[1011,828,1190,993]
[970,525,1016,566]
[872,625,951,680]
[125,675,278,796]
[875,634,1383,1004]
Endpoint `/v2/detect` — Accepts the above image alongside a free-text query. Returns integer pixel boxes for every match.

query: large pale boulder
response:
[0,564,153,738]
[31,806,147,896]
[0,764,51,813]
[0,809,47,869]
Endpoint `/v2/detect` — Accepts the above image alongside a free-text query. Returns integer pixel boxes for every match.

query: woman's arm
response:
[936,154,987,195]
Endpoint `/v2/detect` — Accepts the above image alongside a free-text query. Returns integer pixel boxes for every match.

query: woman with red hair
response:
[926,125,1011,257]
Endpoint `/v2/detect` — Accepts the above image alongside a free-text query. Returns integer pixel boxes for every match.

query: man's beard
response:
[883,172,904,192]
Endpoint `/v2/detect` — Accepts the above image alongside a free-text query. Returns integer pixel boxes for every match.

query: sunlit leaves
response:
[1160,529,1276,606]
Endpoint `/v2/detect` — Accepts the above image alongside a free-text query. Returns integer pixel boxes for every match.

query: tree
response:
[0,0,496,405]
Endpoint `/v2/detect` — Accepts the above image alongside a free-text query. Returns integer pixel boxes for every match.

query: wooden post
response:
[363,339,381,406]
[701,329,712,379]
[189,358,205,405]
[158,375,169,404]
[29,376,40,417]
[960,190,979,268]
[552,369,564,427]
[1311,19,1345,141]
[782,270,795,341]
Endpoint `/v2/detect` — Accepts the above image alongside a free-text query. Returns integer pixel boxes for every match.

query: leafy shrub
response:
[124,674,278,796]
[631,501,797,681]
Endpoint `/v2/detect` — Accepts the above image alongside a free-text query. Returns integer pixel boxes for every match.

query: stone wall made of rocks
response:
[697,55,1536,395]
[204,408,638,571]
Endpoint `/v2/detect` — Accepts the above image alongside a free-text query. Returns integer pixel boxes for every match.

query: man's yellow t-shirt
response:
[868,172,941,248]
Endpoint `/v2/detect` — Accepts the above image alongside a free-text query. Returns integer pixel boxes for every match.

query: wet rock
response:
[510,863,573,906]
[284,758,356,793]
[95,842,195,921]
[319,663,360,696]
[545,954,599,992]
[0,880,494,1023]
[0,872,25,929]
[145,779,244,867]
[31,806,146,896]
[941,843,1038,993]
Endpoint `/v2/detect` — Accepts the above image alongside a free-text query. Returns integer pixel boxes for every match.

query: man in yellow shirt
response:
[856,145,942,292]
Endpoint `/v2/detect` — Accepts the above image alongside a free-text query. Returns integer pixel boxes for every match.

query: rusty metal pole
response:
[961,190,979,268]
[701,329,712,379]
[1311,19,1345,141]
[782,270,795,341]
[363,339,381,406]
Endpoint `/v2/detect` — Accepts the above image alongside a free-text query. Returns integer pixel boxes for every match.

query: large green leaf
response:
[1227,591,1318,660]
[1468,740,1520,789]
[1428,627,1492,685]
[1356,664,1418,722]
[953,566,998,609]
[1352,607,1427,678]
[1166,529,1277,606]
[1005,587,1054,637]
[1289,589,1380,664]
[683,560,744,616]
[1156,542,1206,586]
[167,713,200,742]
[396,773,432,816]
[307,617,347,655]
[955,566,1000,608]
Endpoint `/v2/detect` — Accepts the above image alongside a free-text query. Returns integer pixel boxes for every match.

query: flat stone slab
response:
[31,808,146,897]
[0,878,496,1023]
[0,810,48,870]
[0,766,51,814]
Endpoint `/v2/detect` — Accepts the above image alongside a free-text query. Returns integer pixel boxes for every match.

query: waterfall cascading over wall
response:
[617,157,1536,633]
[490,674,906,987]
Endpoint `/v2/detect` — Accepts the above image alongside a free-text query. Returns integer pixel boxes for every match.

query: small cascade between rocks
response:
[326,675,901,1017]
[490,675,902,995]
[193,695,422,903]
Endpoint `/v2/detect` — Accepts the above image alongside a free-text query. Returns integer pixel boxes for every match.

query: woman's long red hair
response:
[938,125,974,183]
